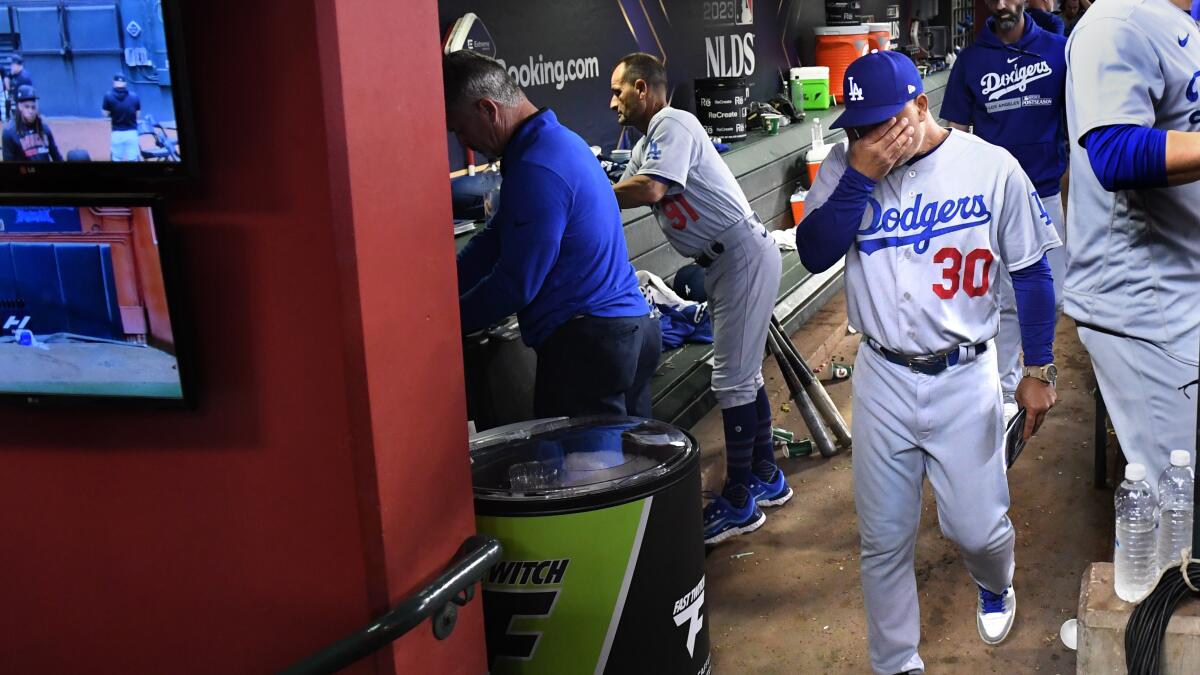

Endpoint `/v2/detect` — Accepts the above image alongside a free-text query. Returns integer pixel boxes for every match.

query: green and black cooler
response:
[470,416,710,675]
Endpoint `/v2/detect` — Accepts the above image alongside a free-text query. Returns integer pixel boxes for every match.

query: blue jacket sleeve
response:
[795,166,876,273]
[1010,255,1056,366]
[1082,124,1168,192]
[458,164,570,335]
[456,220,501,295]
[939,55,974,125]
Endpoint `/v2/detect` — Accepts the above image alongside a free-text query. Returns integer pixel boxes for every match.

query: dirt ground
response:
[43,117,112,161]
[697,290,1114,674]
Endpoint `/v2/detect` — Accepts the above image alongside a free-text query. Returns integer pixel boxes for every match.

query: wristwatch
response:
[1022,363,1058,387]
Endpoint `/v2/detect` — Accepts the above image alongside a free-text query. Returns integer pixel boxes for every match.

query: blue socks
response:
[721,400,757,501]
[748,384,777,461]
[753,386,779,481]
[722,386,783,505]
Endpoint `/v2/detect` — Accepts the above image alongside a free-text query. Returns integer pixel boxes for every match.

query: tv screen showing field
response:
[0,1,181,164]
[0,204,183,400]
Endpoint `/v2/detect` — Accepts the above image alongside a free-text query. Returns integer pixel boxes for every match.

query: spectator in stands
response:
[102,73,141,161]
[3,85,61,161]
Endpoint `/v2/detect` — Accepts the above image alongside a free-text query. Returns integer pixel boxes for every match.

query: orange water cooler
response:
[867,22,893,52]
[814,25,871,101]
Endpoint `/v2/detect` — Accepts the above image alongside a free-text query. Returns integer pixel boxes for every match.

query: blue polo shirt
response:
[457,109,648,348]
[941,16,1068,197]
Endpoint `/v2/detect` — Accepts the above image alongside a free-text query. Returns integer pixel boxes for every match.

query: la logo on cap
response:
[848,76,864,102]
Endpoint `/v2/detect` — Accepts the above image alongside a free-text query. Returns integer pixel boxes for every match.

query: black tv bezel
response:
[0,193,194,408]
[0,0,199,186]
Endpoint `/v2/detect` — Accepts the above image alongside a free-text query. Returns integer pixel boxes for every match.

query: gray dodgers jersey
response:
[805,131,1061,355]
[1065,0,1200,362]
[623,107,755,257]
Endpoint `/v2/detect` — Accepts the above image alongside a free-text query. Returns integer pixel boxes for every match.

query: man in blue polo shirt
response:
[941,0,1068,422]
[444,50,660,419]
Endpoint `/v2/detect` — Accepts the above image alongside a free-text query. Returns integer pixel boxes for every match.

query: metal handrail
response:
[280,534,502,675]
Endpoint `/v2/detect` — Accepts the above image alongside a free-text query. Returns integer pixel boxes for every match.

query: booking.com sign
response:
[496,53,602,91]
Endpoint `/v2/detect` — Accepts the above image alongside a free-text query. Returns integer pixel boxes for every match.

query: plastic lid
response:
[1125,463,1147,482]
[867,23,893,33]
[814,25,869,36]
[791,66,830,79]
[807,144,834,162]
[1171,450,1191,467]
[469,416,694,501]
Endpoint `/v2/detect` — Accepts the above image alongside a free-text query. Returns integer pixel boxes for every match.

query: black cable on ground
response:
[1125,558,1200,674]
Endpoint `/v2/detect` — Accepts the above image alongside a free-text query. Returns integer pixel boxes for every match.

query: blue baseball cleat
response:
[748,466,794,507]
[703,491,766,545]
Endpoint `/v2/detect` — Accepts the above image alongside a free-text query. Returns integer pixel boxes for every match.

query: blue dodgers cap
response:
[831,50,924,130]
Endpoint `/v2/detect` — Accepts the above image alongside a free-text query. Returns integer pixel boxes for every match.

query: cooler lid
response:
[470,416,695,502]
[791,66,831,79]
[814,25,869,36]
[867,22,893,34]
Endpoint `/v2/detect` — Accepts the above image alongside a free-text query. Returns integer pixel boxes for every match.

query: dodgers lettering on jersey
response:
[805,131,1060,355]
[621,107,755,256]
[857,193,993,255]
[941,17,1068,197]
[1064,0,1200,362]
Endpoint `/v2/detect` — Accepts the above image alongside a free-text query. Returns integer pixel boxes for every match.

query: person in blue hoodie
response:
[1027,0,1066,35]
[444,50,660,419]
[941,0,1067,424]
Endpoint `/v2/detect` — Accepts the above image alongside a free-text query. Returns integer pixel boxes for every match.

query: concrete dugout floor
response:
[697,291,1114,674]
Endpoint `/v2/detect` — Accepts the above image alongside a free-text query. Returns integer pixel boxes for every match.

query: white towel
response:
[770,228,798,251]
[636,270,690,308]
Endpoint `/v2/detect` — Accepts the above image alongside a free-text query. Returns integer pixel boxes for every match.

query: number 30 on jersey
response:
[932,247,994,299]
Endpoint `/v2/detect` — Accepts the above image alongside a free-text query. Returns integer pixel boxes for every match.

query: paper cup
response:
[762,113,781,136]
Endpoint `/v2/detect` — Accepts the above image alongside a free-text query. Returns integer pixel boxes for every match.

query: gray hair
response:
[443,50,523,111]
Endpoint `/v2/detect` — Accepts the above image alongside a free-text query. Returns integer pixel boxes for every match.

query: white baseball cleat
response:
[977,584,1016,645]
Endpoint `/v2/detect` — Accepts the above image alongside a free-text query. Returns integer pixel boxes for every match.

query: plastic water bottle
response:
[1157,450,1194,572]
[1114,463,1159,602]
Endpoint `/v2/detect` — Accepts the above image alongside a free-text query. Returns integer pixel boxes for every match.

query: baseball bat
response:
[767,330,839,458]
[770,318,853,449]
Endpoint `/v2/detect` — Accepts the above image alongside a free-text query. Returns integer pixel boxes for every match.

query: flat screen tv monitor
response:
[0,0,194,183]
[0,196,189,405]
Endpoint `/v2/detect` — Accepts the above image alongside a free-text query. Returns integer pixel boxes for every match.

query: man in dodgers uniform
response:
[942,0,1069,422]
[796,52,1060,674]
[1064,0,1200,492]
[608,53,788,545]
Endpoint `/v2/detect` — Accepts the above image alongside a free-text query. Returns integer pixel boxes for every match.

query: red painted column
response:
[0,0,482,673]
[314,0,483,672]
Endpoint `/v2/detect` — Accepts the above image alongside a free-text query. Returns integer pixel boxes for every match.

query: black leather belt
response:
[869,340,988,375]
